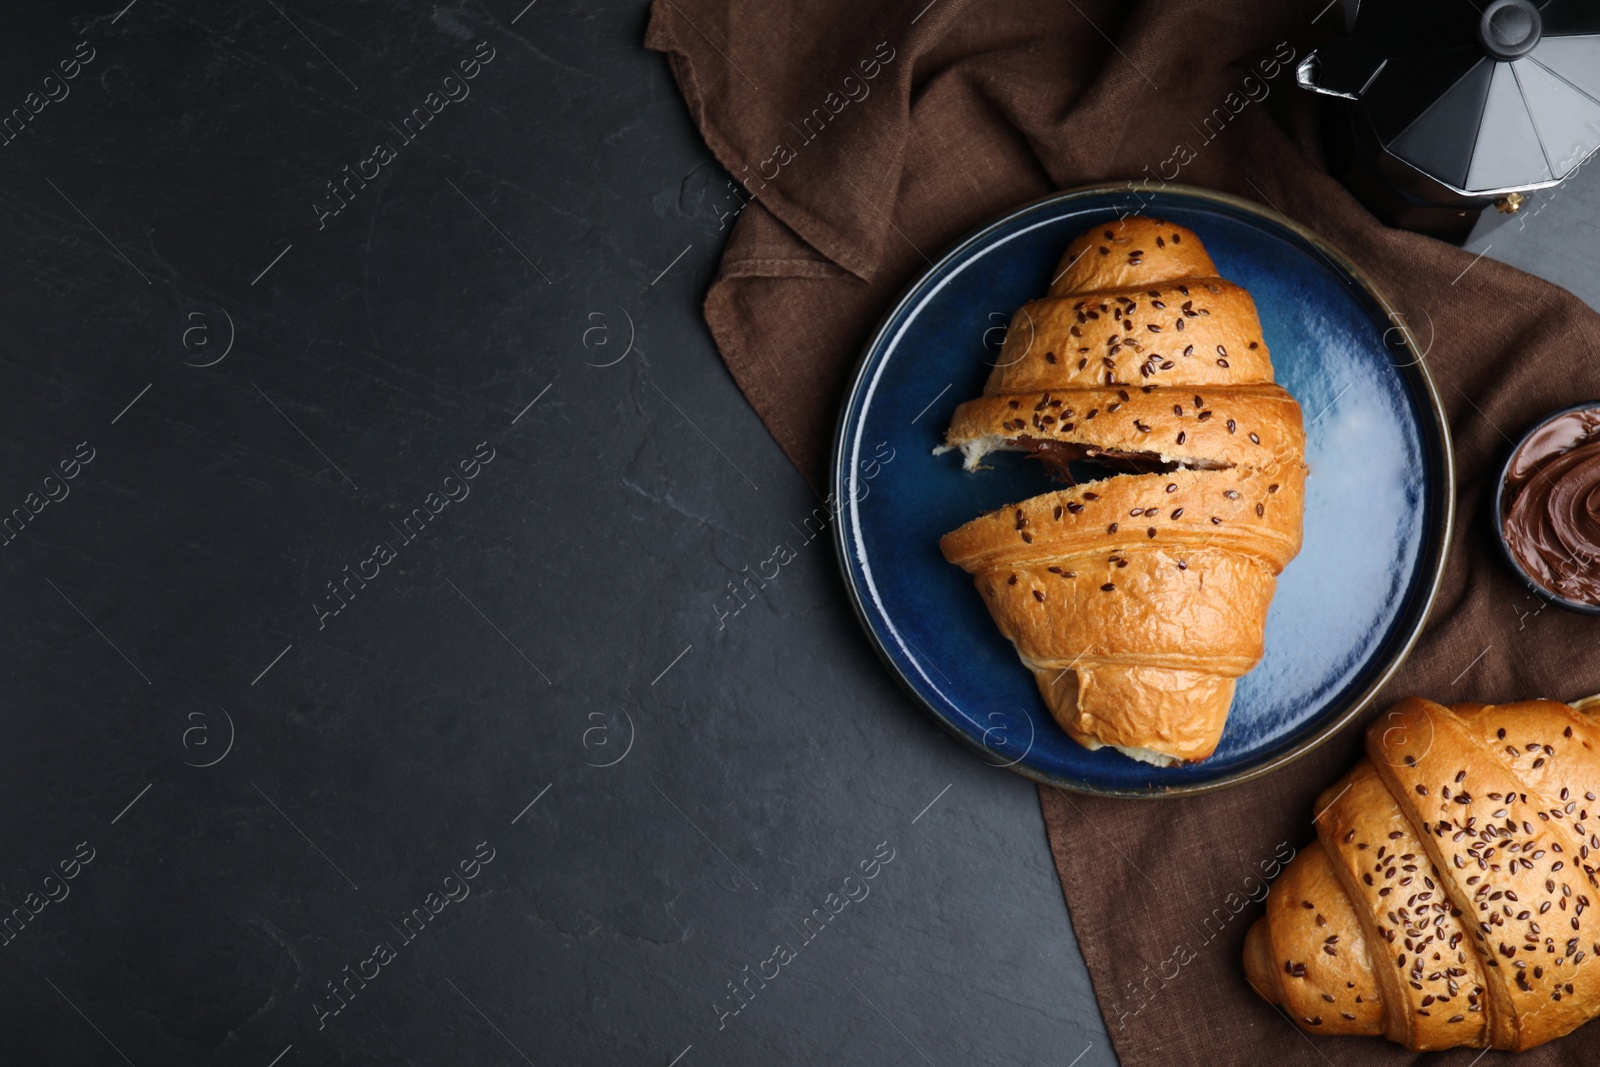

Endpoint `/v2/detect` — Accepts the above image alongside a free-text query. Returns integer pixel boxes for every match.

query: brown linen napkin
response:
[646,0,1600,1062]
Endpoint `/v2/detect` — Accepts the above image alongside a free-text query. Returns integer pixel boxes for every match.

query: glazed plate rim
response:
[829,181,1456,799]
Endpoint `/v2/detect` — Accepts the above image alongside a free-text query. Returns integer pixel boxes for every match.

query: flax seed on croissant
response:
[938,216,1306,765]
[1245,696,1600,1052]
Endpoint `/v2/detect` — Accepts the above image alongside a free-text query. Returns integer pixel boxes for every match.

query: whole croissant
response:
[1245,696,1600,1052]
[938,216,1306,765]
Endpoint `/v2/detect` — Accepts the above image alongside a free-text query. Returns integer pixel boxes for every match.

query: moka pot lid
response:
[1299,0,1600,199]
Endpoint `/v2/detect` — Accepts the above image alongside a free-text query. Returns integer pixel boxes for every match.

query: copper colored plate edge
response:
[828,181,1457,799]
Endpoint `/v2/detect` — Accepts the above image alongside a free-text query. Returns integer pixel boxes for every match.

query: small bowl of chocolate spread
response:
[1495,402,1600,613]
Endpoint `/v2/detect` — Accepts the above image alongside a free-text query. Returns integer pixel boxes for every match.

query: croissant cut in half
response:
[938,217,1306,765]
[1246,695,1600,1052]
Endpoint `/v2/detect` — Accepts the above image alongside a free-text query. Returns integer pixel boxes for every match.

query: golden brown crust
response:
[1316,758,1488,1049]
[977,543,1275,667]
[1246,696,1600,1052]
[986,281,1276,396]
[1047,216,1218,298]
[1246,839,1385,1036]
[939,215,1306,765]
[1368,698,1600,1051]
[1035,662,1235,763]
[939,465,1305,574]
[945,383,1304,471]
[963,532,1287,765]
[1450,700,1600,814]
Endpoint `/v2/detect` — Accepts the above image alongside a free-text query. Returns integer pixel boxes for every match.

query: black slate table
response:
[3,3,1594,1065]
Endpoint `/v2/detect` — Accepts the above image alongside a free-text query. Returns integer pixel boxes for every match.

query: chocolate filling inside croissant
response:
[1011,436,1232,482]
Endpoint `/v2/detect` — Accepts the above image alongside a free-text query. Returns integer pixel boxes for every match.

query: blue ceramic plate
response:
[832,184,1453,797]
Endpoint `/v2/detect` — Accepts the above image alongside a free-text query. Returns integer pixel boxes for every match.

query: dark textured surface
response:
[0,2,1107,1064]
[2,2,1595,1065]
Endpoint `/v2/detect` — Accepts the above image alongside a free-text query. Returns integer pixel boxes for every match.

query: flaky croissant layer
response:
[939,216,1306,765]
[1246,696,1600,1052]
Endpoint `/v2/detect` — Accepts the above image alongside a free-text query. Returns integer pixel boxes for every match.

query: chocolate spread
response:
[1502,407,1600,604]
[1014,437,1175,481]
